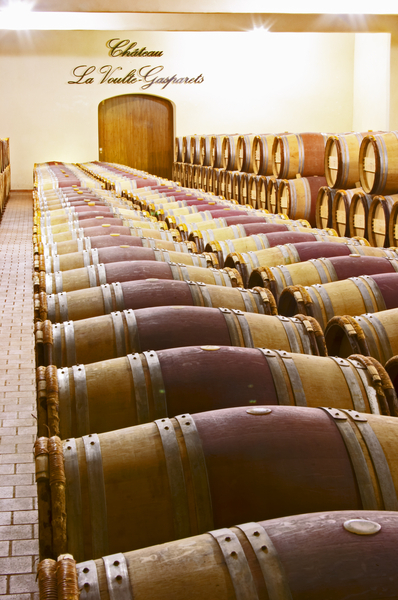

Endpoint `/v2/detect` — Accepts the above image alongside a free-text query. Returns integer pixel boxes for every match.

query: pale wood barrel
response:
[252,133,276,175]
[315,186,338,229]
[279,272,398,330]
[324,132,365,188]
[211,167,224,196]
[236,134,256,173]
[277,176,327,227]
[331,188,360,237]
[199,135,212,166]
[190,134,202,165]
[348,190,374,240]
[246,174,261,208]
[225,240,391,288]
[272,132,328,179]
[267,178,283,213]
[182,135,194,163]
[248,254,398,301]
[325,305,398,365]
[221,135,240,171]
[210,135,227,168]
[367,194,398,247]
[359,131,398,195]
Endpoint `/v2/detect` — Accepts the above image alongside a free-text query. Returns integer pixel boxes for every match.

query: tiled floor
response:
[0,191,38,599]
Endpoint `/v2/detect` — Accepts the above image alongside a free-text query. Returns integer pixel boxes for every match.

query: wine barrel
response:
[252,134,276,176]
[182,135,194,163]
[43,245,216,274]
[367,194,398,247]
[205,230,339,268]
[221,135,240,171]
[38,209,118,228]
[277,176,327,227]
[204,166,214,192]
[174,136,183,162]
[325,306,398,364]
[225,240,379,288]
[324,132,365,189]
[279,272,398,330]
[42,229,182,258]
[35,405,398,561]
[41,279,276,323]
[192,164,202,189]
[225,171,238,201]
[237,134,255,173]
[41,258,240,296]
[246,174,260,208]
[183,163,193,188]
[267,177,282,213]
[37,347,395,440]
[248,254,398,300]
[348,190,374,240]
[43,216,125,236]
[218,169,229,198]
[199,135,212,166]
[238,172,251,206]
[331,188,360,237]
[272,133,328,179]
[200,166,211,191]
[165,208,253,230]
[40,511,398,600]
[190,222,299,253]
[41,221,166,245]
[210,135,226,168]
[359,132,398,195]
[211,167,224,195]
[36,306,326,368]
[190,135,202,165]
[315,186,338,229]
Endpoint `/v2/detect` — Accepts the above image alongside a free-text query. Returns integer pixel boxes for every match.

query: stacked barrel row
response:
[0,137,10,214]
[173,131,398,249]
[35,160,398,600]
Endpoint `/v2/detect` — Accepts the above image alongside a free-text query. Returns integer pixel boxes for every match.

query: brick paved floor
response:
[0,191,38,599]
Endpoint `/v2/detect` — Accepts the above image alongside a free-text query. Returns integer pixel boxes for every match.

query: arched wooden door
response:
[98,94,174,179]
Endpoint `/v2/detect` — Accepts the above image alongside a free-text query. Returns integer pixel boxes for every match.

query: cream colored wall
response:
[0,30,356,188]
[353,33,390,131]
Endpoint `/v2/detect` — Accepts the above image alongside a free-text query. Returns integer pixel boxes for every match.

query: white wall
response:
[0,30,357,188]
[353,33,390,131]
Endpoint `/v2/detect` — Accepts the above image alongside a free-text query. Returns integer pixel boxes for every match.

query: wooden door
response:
[98,94,174,179]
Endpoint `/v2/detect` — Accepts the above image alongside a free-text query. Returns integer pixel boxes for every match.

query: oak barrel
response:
[367,194,398,247]
[324,132,365,189]
[277,176,327,226]
[272,133,328,179]
[359,131,398,195]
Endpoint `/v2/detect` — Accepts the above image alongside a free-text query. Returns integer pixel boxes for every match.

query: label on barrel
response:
[251,190,256,200]
[255,150,260,161]
[336,210,346,223]
[328,155,338,169]
[228,184,231,193]
[373,218,385,235]
[321,205,329,218]
[235,185,239,195]
[354,214,365,228]
[364,156,376,173]
[239,149,243,159]
[224,151,229,159]
[274,150,281,163]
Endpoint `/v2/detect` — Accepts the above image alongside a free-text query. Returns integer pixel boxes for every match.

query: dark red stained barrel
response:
[264,231,319,246]
[103,260,174,283]
[72,205,113,214]
[158,346,278,414]
[65,217,124,229]
[241,223,289,235]
[120,280,195,309]
[224,215,271,225]
[44,200,107,209]
[193,406,360,525]
[295,241,352,261]
[81,235,146,249]
[201,209,251,219]
[73,211,120,221]
[136,306,232,350]
[329,255,398,280]
[96,246,159,263]
[371,272,398,309]
[79,225,137,237]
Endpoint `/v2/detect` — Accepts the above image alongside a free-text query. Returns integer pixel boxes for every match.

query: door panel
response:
[98,94,174,179]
